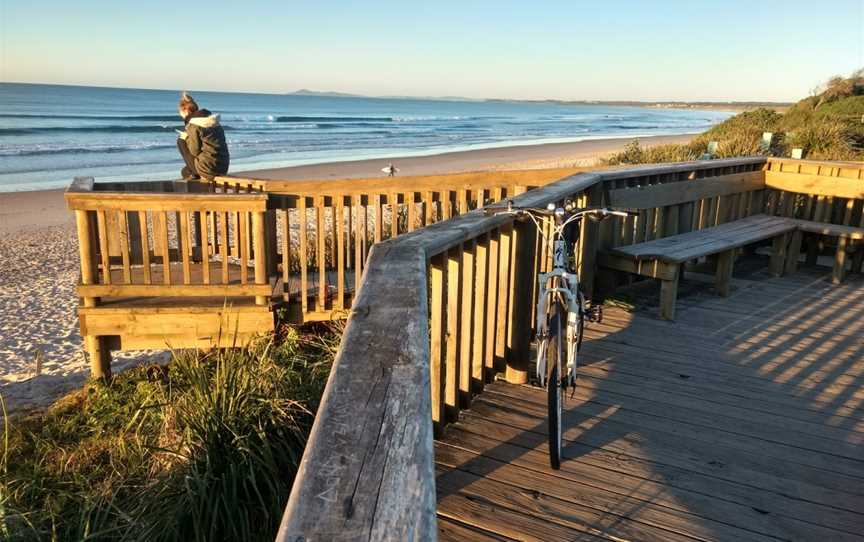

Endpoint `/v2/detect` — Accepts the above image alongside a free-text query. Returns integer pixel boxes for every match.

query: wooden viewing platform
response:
[66,156,864,540]
[436,266,864,541]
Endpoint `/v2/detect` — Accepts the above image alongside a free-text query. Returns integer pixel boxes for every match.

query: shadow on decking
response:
[435,258,864,541]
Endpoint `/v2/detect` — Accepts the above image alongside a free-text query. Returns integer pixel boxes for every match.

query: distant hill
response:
[605,69,864,164]
[285,89,786,110]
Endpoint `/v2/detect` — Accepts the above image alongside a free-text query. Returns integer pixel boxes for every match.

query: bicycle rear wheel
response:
[547,302,564,470]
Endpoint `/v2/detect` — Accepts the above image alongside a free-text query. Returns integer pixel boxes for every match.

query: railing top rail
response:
[767,156,864,168]
[214,167,595,196]
[65,182,268,212]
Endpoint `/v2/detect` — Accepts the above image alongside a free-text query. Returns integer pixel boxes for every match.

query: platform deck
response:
[435,267,864,541]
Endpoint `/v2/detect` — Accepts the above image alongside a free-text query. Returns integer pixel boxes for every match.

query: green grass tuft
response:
[1,324,339,541]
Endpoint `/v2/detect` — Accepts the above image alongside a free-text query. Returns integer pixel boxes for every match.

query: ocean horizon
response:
[0,82,733,192]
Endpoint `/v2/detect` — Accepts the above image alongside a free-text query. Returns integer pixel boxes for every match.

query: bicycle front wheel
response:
[547,302,564,470]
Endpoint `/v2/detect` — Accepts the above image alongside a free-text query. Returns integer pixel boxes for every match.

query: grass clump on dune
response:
[0,324,339,542]
[605,69,864,165]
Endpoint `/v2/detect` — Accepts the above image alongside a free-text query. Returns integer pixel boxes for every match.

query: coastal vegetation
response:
[1,324,338,541]
[605,70,864,165]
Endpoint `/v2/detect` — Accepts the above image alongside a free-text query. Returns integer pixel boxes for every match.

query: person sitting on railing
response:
[176,92,230,181]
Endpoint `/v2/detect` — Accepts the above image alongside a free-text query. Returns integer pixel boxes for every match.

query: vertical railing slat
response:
[239,210,249,285]
[472,233,489,392]
[336,198,345,310]
[316,196,326,312]
[459,239,475,408]
[96,210,111,284]
[299,197,309,315]
[445,245,462,421]
[138,211,151,285]
[157,211,170,285]
[179,211,192,285]
[429,253,446,434]
[200,211,211,284]
[117,211,132,283]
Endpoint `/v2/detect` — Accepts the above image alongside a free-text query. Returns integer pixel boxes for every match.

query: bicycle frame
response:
[535,226,582,388]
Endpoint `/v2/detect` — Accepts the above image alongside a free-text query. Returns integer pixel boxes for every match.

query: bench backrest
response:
[606,171,764,209]
[597,166,767,254]
[763,158,864,228]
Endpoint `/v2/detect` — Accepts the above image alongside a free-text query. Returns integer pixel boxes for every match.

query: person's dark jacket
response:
[185,109,229,179]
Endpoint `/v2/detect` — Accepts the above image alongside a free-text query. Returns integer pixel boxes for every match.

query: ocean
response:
[0,83,732,192]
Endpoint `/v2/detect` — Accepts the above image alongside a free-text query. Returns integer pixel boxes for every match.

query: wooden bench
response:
[786,220,864,283]
[599,214,798,320]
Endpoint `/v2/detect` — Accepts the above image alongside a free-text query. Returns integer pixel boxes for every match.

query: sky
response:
[1,0,862,102]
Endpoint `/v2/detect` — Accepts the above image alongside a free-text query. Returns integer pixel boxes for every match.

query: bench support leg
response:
[715,250,734,297]
[769,233,789,278]
[659,269,679,321]
[805,235,820,267]
[833,236,848,284]
[851,248,864,275]
[785,230,803,275]
[85,335,112,380]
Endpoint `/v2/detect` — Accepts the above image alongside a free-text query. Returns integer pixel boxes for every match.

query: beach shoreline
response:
[0,133,691,231]
[0,132,691,412]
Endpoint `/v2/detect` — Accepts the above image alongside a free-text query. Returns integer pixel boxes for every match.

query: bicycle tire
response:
[547,302,564,470]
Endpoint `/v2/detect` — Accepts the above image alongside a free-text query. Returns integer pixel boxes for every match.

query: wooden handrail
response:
[277,156,770,541]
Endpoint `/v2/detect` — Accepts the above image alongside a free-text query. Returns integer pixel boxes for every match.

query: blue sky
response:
[1,0,861,101]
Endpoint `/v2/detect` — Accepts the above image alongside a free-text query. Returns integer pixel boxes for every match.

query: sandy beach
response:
[0,134,690,412]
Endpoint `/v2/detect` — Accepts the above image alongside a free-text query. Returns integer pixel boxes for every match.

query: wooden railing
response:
[276,157,770,541]
[66,177,272,377]
[764,157,864,221]
[66,177,271,303]
[212,168,592,322]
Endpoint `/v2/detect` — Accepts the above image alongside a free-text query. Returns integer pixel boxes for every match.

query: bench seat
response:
[609,214,796,264]
[600,214,798,320]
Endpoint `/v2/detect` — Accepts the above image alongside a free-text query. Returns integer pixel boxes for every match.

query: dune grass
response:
[605,70,864,165]
[0,323,339,541]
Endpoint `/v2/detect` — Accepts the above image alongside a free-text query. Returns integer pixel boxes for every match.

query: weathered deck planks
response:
[436,267,864,541]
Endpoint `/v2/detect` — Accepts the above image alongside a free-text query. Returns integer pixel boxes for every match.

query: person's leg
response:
[177,139,199,180]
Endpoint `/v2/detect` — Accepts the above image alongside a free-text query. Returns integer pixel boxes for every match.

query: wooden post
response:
[252,211,269,305]
[833,236,848,284]
[659,271,679,321]
[76,209,111,379]
[506,213,535,385]
[715,250,734,297]
[785,229,803,275]
[769,233,789,278]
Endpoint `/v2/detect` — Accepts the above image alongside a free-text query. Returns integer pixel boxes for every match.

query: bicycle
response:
[489,201,633,469]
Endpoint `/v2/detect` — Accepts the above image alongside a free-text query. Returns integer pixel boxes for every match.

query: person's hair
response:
[179,91,199,115]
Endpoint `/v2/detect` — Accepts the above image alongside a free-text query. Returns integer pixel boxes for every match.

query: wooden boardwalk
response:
[435,267,864,541]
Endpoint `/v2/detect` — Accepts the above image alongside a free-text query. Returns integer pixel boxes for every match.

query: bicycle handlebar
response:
[484,202,638,220]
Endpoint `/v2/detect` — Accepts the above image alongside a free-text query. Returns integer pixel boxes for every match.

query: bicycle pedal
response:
[586,305,603,323]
